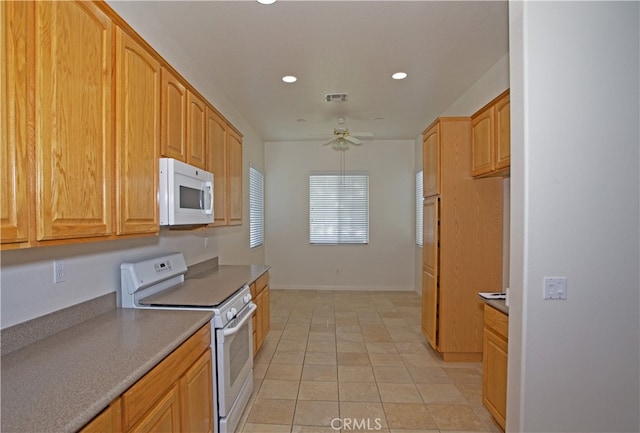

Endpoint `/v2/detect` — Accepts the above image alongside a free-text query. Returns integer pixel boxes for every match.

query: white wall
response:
[508,2,640,432]
[265,140,415,291]
[1,2,266,329]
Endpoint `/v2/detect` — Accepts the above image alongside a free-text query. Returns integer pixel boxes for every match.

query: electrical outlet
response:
[54,260,66,284]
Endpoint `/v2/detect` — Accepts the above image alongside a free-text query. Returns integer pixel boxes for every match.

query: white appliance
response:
[119,253,256,433]
[159,158,214,226]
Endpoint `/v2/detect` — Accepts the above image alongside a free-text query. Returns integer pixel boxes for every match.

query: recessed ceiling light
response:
[297,118,306,123]
[374,117,384,122]
[282,75,297,83]
[256,0,277,4]
[392,72,408,80]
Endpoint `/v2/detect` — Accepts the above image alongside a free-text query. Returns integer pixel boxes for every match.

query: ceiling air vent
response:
[325,93,348,103]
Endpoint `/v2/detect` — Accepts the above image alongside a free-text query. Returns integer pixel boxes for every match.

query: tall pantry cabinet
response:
[421,117,503,361]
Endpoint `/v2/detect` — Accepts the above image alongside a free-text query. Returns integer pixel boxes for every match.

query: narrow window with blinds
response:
[416,170,423,246]
[249,166,264,248]
[309,172,369,245]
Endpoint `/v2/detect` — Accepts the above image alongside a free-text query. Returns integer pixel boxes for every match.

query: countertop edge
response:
[479,296,509,315]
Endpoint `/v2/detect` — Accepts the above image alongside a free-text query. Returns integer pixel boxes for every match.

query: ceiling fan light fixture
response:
[392,71,408,80]
[282,75,297,83]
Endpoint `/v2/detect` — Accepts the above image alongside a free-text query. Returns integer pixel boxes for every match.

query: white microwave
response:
[159,158,214,226]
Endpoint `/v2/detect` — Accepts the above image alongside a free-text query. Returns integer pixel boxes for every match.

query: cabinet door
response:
[227,129,243,226]
[422,123,440,197]
[80,399,122,433]
[161,67,187,161]
[254,289,265,352]
[483,327,508,430]
[115,28,160,235]
[205,107,228,226]
[35,1,113,241]
[421,196,439,350]
[262,286,270,340]
[422,197,439,275]
[421,269,438,350]
[1,0,30,246]
[180,349,213,433]
[132,384,182,433]
[494,93,511,171]
[186,91,207,169]
[471,106,495,177]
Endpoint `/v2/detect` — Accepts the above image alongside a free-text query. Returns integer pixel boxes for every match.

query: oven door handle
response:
[222,303,257,337]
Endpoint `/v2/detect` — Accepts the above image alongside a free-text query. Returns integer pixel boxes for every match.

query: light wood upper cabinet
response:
[161,67,187,161]
[1,0,245,250]
[0,1,30,248]
[115,28,160,235]
[35,1,113,241]
[494,93,511,171]
[186,91,207,169]
[471,89,510,178]
[422,123,440,197]
[206,108,243,227]
[227,129,243,226]
[206,107,228,227]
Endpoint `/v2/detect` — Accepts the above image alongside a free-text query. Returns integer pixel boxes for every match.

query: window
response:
[416,170,423,246]
[249,166,264,248]
[309,172,369,245]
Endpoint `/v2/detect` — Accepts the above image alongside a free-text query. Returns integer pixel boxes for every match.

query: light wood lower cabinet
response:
[252,271,270,356]
[483,304,508,430]
[80,323,213,433]
[80,399,122,433]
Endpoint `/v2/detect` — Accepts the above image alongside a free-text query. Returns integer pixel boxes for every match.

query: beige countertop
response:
[1,263,270,433]
[1,308,212,433]
[482,298,509,315]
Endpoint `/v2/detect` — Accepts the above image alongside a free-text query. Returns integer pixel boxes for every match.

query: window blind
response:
[309,173,369,245]
[249,166,264,248]
[416,170,423,246]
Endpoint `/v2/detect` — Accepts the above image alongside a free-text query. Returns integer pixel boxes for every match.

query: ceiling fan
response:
[321,117,373,151]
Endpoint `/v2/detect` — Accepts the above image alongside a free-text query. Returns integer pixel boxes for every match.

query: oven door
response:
[216,302,256,417]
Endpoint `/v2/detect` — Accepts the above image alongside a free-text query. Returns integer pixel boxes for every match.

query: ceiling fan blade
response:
[350,132,374,139]
[322,138,336,146]
[344,135,362,145]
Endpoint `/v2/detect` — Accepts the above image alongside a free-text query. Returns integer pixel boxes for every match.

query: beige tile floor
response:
[237,289,501,433]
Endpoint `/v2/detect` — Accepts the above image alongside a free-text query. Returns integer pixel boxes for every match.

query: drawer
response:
[121,323,211,431]
[484,304,508,340]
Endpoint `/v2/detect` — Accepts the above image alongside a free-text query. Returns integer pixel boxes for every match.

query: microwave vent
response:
[325,93,348,103]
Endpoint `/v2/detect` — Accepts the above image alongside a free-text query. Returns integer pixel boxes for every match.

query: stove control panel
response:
[121,253,188,295]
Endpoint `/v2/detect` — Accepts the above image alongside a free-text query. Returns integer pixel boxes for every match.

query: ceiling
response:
[109,1,509,142]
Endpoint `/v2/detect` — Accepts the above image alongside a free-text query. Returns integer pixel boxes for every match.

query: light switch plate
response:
[543,276,567,300]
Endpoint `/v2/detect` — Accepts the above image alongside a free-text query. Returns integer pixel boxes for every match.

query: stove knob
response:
[243,293,252,304]
[226,308,237,321]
